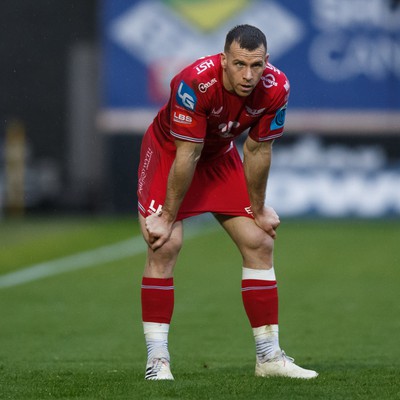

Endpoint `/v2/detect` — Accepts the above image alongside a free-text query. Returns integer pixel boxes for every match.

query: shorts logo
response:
[261,74,278,89]
[148,200,162,215]
[138,147,153,195]
[176,81,197,110]
[270,104,287,130]
[173,111,196,127]
[198,78,217,93]
[244,206,253,215]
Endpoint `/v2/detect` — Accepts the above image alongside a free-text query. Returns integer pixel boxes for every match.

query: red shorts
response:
[137,128,253,221]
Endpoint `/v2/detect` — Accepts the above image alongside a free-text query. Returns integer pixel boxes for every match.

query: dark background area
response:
[0,1,100,214]
[0,0,97,161]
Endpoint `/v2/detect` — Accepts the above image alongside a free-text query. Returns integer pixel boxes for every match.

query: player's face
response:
[221,40,268,97]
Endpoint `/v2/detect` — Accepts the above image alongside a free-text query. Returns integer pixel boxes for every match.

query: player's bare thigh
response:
[214,214,274,270]
[139,213,184,278]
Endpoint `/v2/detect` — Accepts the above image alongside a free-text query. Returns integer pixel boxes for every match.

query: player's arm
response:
[243,136,280,239]
[145,139,203,250]
[163,139,203,221]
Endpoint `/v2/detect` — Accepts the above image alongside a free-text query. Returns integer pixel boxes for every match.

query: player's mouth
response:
[239,84,253,93]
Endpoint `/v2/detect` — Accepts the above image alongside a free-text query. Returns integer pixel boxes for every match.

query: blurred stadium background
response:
[1,2,400,398]
[0,0,399,219]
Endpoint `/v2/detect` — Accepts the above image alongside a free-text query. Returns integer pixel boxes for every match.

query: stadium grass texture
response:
[0,216,399,399]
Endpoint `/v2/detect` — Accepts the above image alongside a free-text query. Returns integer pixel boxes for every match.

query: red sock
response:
[141,277,174,324]
[242,279,278,328]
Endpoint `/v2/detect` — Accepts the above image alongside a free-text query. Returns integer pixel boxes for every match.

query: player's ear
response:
[220,52,227,69]
[265,53,270,65]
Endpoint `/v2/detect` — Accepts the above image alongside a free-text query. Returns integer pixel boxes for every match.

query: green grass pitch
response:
[0,216,399,399]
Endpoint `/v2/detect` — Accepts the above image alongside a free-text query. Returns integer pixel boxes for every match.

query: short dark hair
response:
[224,24,267,53]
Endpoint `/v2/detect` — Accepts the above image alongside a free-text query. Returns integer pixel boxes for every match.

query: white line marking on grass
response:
[0,224,216,289]
[0,237,145,289]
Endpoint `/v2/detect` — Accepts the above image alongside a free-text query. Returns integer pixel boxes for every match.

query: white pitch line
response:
[0,224,216,290]
[0,237,145,289]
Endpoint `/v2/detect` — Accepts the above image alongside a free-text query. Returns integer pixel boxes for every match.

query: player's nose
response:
[243,67,253,81]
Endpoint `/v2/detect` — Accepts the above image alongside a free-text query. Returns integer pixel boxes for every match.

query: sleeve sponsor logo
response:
[195,59,214,74]
[261,74,278,89]
[173,110,196,127]
[265,63,281,75]
[198,78,217,93]
[270,104,287,130]
[176,80,197,110]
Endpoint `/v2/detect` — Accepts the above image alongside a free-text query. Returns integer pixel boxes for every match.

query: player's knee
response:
[250,230,274,255]
[155,235,182,263]
[165,235,183,256]
[147,239,182,276]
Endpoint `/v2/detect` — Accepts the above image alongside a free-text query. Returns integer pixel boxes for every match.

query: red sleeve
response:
[249,76,290,142]
[168,73,208,144]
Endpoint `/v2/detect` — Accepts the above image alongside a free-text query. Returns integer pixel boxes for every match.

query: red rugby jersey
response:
[150,53,290,159]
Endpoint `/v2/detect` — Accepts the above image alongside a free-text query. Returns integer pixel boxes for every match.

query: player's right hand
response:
[145,212,173,250]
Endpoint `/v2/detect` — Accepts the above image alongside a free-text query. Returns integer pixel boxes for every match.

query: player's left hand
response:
[254,206,280,239]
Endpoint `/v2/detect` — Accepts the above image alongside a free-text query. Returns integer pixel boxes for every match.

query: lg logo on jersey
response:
[176,81,197,110]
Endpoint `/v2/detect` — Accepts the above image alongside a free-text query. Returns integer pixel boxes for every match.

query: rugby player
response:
[137,24,318,380]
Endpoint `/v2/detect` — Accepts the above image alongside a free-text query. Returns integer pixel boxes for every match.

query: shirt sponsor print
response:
[176,80,197,110]
[218,121,240,138]
[198,78,217,93]
[195,59,215,75]
[173,110,197,127]
[261,74,278,89]
[266,63,281,74]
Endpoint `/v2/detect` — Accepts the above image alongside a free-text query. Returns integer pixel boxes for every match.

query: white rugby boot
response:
[145,357,174,380]
[255,350,318,379]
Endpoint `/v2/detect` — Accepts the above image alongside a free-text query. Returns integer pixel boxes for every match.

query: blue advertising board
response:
[99,0,400,217]
[100,0,400,115]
